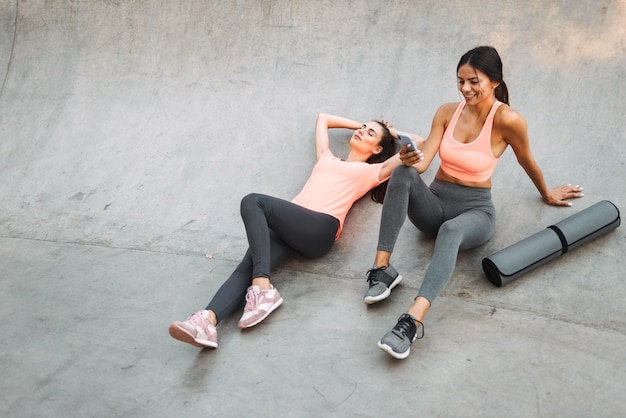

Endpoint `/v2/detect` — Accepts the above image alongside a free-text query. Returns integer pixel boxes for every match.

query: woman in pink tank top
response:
[365,46,585,360]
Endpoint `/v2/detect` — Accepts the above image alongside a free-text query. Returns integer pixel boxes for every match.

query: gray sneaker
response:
[363,265,403,304]
[377,313,424,359]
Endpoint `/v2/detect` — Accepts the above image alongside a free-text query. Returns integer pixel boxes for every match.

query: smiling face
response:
[457,64,500,105]
[350,121,384,156]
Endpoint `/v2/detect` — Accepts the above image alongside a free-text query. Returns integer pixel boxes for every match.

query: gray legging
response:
[377,166,496,303]
[206,193,339,323]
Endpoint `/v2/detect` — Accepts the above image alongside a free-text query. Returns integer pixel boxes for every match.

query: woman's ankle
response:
[251,277,272,290]
[205,310,217,326]
[373,250,392,268]
[407,296,430,323]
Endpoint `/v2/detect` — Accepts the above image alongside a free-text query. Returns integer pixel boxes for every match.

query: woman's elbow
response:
[317,112,331,121]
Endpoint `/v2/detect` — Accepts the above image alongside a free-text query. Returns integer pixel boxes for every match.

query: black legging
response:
[206,193,340,323]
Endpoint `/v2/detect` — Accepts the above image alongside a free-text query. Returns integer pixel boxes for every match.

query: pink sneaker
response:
[169,310,218,348]
[237,285,283,329]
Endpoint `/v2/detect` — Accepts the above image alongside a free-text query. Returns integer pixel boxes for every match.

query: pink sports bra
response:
[439,100,503,182]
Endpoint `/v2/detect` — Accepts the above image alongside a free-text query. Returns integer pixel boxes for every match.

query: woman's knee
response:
[437,220,464,245]
[240,193,264,214]
[439,216,494,250]
[390,165,419,185]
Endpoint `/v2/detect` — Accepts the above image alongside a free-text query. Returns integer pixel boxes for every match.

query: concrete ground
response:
[1,1,625,417]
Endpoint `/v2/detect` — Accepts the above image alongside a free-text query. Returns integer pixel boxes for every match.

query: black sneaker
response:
[377,313,424,359]
[363,265,403,304]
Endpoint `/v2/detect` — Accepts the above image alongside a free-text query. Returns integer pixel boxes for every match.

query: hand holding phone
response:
[397,133,424,164]
[398,133,417,152]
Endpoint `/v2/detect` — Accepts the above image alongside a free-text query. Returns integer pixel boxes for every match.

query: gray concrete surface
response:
[1,0,624,417]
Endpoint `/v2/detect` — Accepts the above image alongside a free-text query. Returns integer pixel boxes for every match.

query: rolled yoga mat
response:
[482,200,621,287]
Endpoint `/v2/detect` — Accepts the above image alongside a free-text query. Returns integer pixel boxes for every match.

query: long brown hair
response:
[367,121,399,203]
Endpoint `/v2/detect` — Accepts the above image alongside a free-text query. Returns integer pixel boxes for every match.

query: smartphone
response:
[398,133,417,152]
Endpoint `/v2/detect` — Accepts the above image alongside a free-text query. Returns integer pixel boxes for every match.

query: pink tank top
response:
[439,100,503,182]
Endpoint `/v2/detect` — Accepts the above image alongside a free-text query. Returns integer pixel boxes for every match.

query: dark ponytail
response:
[368,121,399,203]
[457,46,510,105]
[495,81,509,105]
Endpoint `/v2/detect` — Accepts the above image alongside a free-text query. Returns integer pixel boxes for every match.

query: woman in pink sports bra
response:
[363,46,585,360]
[168,112,425,350]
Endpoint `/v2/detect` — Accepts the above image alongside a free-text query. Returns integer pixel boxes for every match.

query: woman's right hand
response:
[399,145,424,166]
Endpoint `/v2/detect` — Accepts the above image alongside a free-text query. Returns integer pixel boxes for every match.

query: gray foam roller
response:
[482,200,620,287]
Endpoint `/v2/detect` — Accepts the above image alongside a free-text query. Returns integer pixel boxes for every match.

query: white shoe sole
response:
[377,340,410,360]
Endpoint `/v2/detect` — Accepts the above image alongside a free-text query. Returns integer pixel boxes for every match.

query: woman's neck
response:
[465,97,498,113]
[465,97,496,120]
[345,150,370,162]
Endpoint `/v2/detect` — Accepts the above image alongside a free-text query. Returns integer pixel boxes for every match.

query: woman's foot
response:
[377,313,424,359]
[237,285,283,329]
[169,310,218,348]
[363,265,403,304]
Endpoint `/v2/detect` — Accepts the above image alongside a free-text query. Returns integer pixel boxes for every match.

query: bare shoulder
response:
[434,102,460,125]
[494,104,527,133]
[439,101,460,116]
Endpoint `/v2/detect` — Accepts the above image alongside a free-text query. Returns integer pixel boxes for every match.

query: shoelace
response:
[394,314,425,340]
[365,267,384,284]
[244,287,260,309]
[188,311,204,324]
[188,311,211,331]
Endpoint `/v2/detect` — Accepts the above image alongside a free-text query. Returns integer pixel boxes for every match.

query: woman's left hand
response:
[543,184,585,207]
[381,119,399,139]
